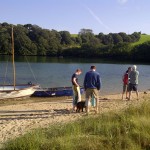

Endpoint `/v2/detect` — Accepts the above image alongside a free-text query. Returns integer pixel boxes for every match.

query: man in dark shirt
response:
[71,69,82,111]
[84,66,101,114]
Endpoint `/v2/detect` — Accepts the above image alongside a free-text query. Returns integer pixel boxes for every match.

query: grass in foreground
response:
[3,100,150,150]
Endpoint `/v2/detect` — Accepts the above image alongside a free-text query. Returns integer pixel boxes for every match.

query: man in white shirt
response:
[128,65,139,100]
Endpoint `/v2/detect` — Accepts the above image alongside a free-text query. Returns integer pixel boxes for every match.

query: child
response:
[122,67,131,100]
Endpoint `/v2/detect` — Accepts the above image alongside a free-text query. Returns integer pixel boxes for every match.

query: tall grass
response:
[3,101,150,150]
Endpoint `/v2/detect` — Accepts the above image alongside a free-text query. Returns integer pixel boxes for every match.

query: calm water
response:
[0,56,150,95]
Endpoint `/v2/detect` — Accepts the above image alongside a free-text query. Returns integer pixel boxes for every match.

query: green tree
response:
[14,25,37,55]
[131,32,141,42]
[0,26,11,54]
[79,29,94,44]
[75,36,82,45]
[59,31,72,45]
[96,32,104,43]
[118,32,132,42]
[132,41,150,61]
[47,30,61,56]
[103,34,113,45]
[111,33,123,44]
[110,43,131,58]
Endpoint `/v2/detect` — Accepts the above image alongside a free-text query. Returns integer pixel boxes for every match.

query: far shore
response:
[0,90,150,148]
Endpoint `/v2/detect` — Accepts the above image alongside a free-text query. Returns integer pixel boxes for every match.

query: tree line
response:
[0,22,149,62]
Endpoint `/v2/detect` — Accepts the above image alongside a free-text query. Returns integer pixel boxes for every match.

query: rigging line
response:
[23,48,34,55]
[24,55,38,84]
[14,29,38,84]
[3,56,11,85]
[3,58,9,85]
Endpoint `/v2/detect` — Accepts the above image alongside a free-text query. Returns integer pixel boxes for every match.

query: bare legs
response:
[85,97,90,113]
[122,91,129,100]
[122,84,129,100]
[129,90,139,100]
[85,89,99,114]
[85,98,99,114]
[136,91,139,100]
[129,91,131,100]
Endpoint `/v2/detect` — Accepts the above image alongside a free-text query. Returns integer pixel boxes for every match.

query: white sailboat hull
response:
[0,84,39,99]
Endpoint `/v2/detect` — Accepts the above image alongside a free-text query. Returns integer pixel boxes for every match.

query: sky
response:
[0,0,150,34]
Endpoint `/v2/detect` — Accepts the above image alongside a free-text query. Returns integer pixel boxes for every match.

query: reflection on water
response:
[0,56,150,95]
[1,55,147,64]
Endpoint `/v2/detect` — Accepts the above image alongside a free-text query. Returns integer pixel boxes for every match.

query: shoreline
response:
[0,90,150,148]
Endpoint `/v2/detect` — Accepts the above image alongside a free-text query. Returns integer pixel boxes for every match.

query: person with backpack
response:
[122,67,132,100]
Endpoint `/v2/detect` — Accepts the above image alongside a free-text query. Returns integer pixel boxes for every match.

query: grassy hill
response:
[71,34,150,45]
[71,34,78,37]
[132,34,150,46]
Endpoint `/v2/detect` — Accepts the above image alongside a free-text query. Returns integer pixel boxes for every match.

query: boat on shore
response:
[0,27,39,100]
[31,86,84,97]
[0,84,39,99]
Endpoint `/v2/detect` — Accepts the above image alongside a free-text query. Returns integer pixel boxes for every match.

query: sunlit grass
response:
[132,34,150,46]
[71,34,78,37]
[3,101,150,150]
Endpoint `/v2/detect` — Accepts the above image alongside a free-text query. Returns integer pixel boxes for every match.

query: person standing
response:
[84,66,101,114]
[128,65,139,100]
[122,67,132,100]
[71,69,82,111]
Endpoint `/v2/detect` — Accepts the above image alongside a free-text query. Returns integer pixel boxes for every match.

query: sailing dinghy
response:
[32,86,84,97]
[0,27,39,99]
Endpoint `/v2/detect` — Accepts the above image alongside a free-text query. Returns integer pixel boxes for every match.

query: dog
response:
[76,101,86,113]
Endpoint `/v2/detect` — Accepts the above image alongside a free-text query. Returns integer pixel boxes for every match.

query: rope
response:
[3,56,11,85]
[3,59,9,85]
[24,55,38,84]
[14,29,38,85]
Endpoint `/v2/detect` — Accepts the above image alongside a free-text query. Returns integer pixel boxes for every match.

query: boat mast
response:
[11,26,16,90]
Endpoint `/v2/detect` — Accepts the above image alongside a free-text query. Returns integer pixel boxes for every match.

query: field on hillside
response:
[71,34,150,46]
[132,34,150,46]
[71,34,78,37]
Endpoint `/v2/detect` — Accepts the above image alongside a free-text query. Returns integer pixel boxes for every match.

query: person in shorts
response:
[84,66,101,114]
[122,67,132,100]
[71,69,82,111]
[128,65,139,100]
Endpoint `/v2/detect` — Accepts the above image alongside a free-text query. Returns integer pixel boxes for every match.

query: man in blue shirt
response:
[84,66,101,114]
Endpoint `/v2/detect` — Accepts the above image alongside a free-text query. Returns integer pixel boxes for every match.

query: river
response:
[0,56,150,95]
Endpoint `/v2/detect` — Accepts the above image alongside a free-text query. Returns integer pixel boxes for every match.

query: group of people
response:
[71,65,101,114]
[122,65,139,100]
[71,64,139,114]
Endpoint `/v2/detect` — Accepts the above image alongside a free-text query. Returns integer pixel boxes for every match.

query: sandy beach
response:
[0,91,150,148]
